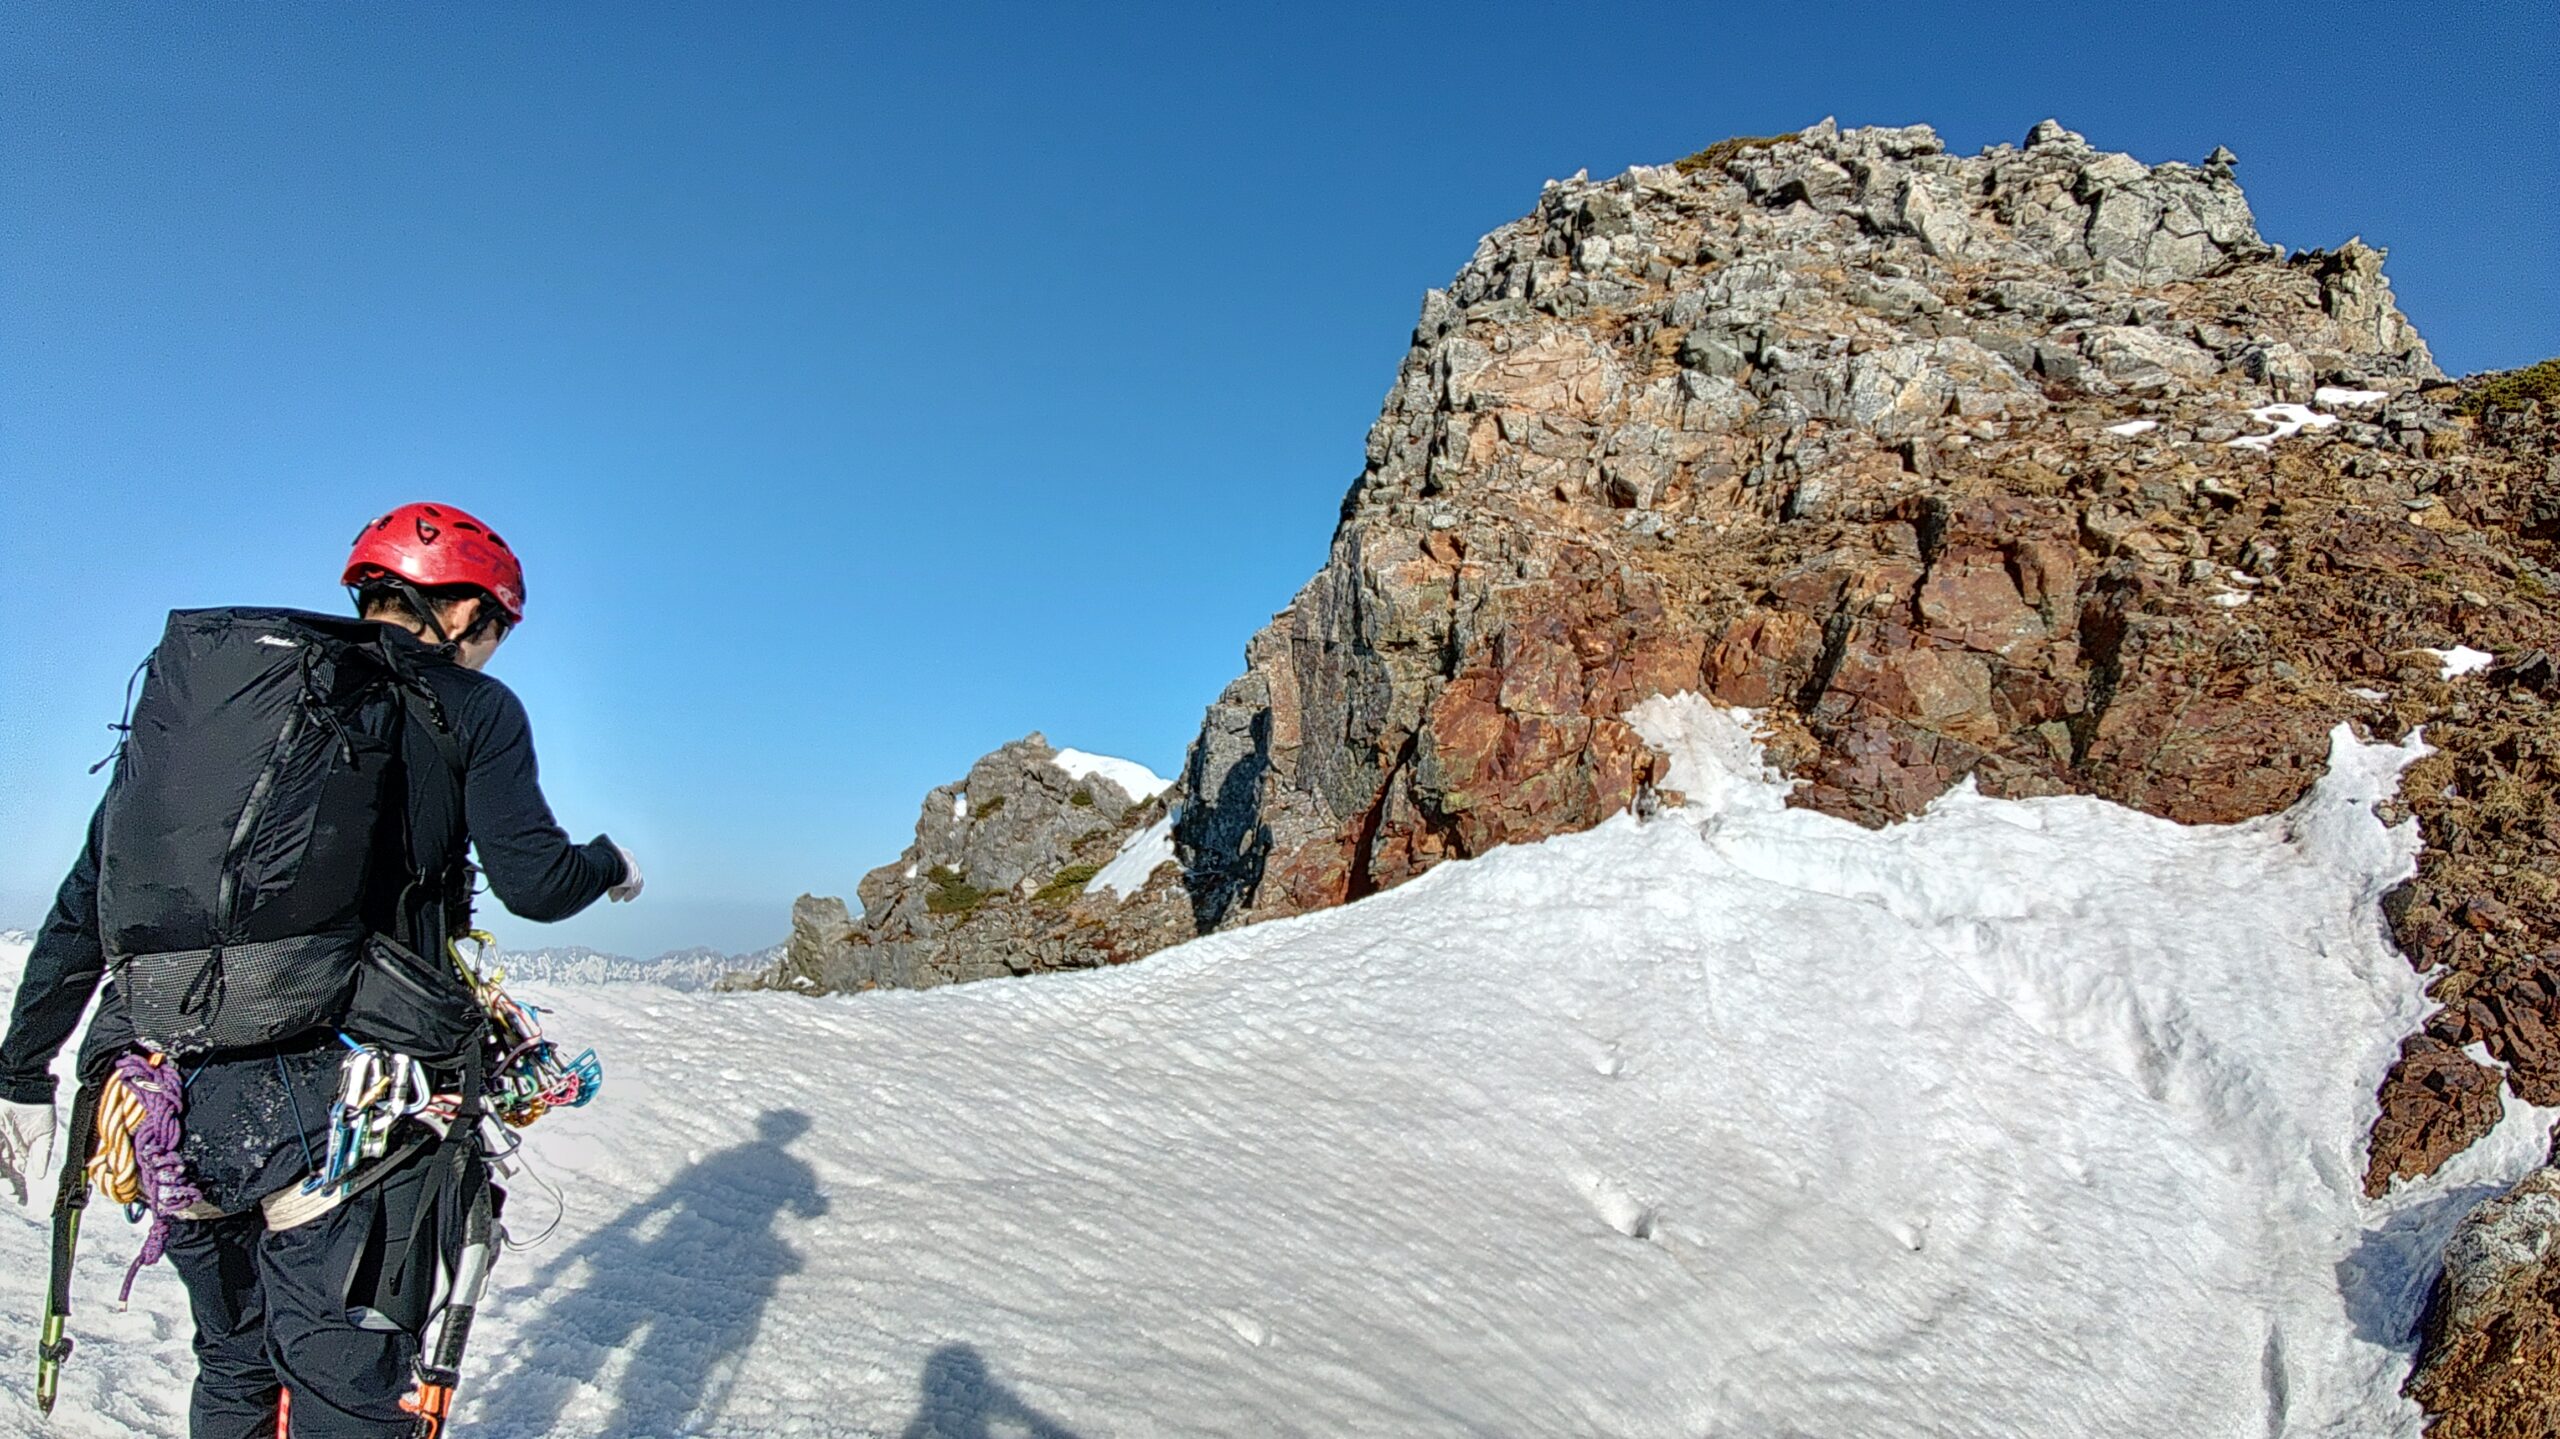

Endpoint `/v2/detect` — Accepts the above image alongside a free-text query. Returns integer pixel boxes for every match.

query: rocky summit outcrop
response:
[2407,1151,2560,1439]
[1166,119,2560,1202]
[766,121,2558,1426]
[734,734,1190,992]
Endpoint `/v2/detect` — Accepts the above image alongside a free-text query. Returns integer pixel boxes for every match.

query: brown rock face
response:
[1167,120,2560,1206]
[2365,1036,2509,1195]
[2406,1163,2560,1439]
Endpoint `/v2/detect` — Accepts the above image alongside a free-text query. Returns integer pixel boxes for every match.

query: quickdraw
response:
[295,932,601,1202]
[307,1040,445,1195]
[450,931,602,1129]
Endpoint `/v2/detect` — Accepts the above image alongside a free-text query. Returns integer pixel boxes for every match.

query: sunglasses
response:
[465,602,517,644]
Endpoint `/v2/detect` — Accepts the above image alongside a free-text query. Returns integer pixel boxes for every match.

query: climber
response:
[0,501,642,1437]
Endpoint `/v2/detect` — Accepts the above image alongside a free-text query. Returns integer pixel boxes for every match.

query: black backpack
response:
[96,608,480,1062]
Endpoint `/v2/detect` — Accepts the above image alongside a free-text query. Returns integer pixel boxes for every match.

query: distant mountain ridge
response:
[0,927,776,993]
[463,942,784,991]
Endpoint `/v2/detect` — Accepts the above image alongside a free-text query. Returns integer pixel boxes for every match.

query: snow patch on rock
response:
[1623,692,1795,817]
[1085,812,1178,900]
[2425,646,2494,679]
[1051,749,1174,802]
[2228,403,2341,451]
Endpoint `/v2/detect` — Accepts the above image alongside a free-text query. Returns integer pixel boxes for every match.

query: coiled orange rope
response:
[86,1052,164,1207]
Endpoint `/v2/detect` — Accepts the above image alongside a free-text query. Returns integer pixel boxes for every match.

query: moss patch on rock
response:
[2459,358,2560,417]
[1674,133,1799,175]
[1033,863,1101,906]
[925,865,992,915]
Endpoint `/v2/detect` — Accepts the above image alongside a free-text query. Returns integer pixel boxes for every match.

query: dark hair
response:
[352,577,511,642]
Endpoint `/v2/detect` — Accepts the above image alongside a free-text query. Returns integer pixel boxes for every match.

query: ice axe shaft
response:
[38,1079,102,1414]
[402,1166,497,1438]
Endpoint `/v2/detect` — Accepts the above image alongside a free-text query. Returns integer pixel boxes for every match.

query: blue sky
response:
[4,2,2554,955]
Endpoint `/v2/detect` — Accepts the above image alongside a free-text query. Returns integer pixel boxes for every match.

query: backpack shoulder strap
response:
[381,653,472,945]
[399,685,467,787]
[366,626,466,783]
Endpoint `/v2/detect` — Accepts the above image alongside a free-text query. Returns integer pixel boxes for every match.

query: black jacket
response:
[0,623,625,1106]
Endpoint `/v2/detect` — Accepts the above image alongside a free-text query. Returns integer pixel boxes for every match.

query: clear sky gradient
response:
[5,2,2554,955]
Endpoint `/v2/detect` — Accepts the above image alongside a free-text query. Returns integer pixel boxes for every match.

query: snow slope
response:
[2,702,2551,1438]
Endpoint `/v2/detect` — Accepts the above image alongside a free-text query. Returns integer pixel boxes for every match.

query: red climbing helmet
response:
[342,501,527,622]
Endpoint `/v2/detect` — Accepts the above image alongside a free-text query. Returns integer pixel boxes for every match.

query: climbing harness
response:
[87,1051,203,1304]
[296,930,600,1195]
[39,929,606,1430]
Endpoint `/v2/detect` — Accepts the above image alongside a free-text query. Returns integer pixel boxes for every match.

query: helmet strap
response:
[354,576,457,650]
[451,600,509,646]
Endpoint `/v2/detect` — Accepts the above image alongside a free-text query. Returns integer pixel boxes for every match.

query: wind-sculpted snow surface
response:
[2,708,2554,1437]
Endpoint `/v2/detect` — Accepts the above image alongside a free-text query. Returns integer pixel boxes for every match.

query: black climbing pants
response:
[163,1189,417,1439]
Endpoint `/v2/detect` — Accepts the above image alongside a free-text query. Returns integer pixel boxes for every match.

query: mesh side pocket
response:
[119,931,362,1057]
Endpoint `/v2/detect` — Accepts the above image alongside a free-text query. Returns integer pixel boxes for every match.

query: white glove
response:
[0,1101,56,1208]
[608,842,645,903]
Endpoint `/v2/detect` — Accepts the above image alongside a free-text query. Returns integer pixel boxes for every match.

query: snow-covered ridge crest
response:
[1049,748,1172,802]
[488,943,775,991]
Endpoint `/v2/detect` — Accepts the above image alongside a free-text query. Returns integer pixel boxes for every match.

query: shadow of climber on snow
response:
[479,1108,828,1436]
[897,1344,1086,1439]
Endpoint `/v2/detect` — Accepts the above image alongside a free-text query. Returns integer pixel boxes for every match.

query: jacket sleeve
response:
[458,681,626,924]
[0,801,111,1104]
